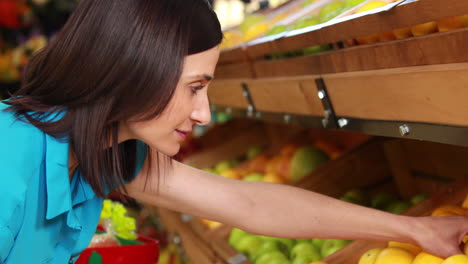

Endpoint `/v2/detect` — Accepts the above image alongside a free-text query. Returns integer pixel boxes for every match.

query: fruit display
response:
[224,187,427,264]
[228,227,342,264]
[357,194,468,264]
[220,0,401,50]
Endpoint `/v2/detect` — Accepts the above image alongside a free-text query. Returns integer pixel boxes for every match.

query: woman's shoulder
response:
[0,101,46,159]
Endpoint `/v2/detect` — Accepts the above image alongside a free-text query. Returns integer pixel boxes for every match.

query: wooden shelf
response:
[219,0,468,64]
[210,0,468,146]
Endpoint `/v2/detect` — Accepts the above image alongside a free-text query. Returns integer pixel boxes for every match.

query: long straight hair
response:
[4,0,223,197]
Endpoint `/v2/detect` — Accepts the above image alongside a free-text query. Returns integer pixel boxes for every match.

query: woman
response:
[0,0,467,263]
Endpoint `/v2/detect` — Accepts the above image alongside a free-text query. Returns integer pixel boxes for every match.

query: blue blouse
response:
[0,102,146,264]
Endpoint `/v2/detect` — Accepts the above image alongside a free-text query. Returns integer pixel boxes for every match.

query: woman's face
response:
[122,46,220,156]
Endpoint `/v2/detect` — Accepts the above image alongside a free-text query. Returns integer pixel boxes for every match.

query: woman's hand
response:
[409,216,468,258]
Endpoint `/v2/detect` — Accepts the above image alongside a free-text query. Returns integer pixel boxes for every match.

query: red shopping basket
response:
[76,235,159,264]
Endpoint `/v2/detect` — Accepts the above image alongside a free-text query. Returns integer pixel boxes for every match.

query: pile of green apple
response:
[339,189,429,214]
[229,228,351,264]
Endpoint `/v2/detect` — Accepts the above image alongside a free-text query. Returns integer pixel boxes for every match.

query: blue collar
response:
[44,133,96,221]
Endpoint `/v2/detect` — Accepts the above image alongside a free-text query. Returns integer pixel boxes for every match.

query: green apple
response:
[340,196,360,205]
[321,239,351,257]
[371,193,398,210]
[262,237,296,252]
[291,243,321,260]
[386,201,411,214]
[410,193,429,205]
[265,25,288,36]
[243,173,264,182]
[255,251,289,264]
[341,189,369,206]
[202,168,217,174]
[216,112,232,124]
[290,146,328,182]
[229,159,240,167]
[215,160,232,173]
[344,0,366,8]
[252,241,286,262]
[236,236,263,258]
[295,238,313,244]
[229,228,249,247]
[311,238,326,249]
[292,255,321,264]
[247,146,263,160]
[302,45,331,55]
[319,1,346,22]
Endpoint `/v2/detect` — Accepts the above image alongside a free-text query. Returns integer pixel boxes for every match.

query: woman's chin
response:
[161,145,181,157]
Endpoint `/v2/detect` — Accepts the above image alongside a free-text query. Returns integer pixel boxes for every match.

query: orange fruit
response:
[431,205,468,217]
[437,17,464,32]
[393,27,413,40]
[411,21,438,37]
[379,31,397,42]
[457,15,468,27]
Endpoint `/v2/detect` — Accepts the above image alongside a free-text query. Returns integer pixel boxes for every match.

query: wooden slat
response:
[246,76,324,116]
[400,140,468,180]
[242,0,468,60]
[156,208,224,264]
[383,140,419,200]
[208,79,249,108]
[215,62,255,79]
[218,47,249,64]
[251,27,468,78]
[324,63,468,127]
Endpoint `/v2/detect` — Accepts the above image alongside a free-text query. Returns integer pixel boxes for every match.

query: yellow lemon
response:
[374,248,415,264]
[441,255,468,264]
[359,248,384,264]
[413,252,444,264]
[356,1,388,13]
[463,236,468,244]
[388,241,422,256]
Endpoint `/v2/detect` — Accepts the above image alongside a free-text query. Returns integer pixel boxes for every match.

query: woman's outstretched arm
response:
[126,151,468,258]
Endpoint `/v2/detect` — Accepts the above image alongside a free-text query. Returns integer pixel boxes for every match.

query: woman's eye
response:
[191,85,205,95]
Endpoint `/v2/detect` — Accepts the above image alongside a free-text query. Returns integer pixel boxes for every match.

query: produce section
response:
[149,0,468,263]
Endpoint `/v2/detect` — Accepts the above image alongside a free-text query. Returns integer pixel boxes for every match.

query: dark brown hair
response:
[3,0,223,197]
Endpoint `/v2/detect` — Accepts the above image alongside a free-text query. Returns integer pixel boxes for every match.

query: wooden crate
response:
[324,179,468,264]
[184,138,468,264]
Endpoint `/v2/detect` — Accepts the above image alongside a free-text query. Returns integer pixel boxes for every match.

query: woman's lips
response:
[175,130,190,140]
